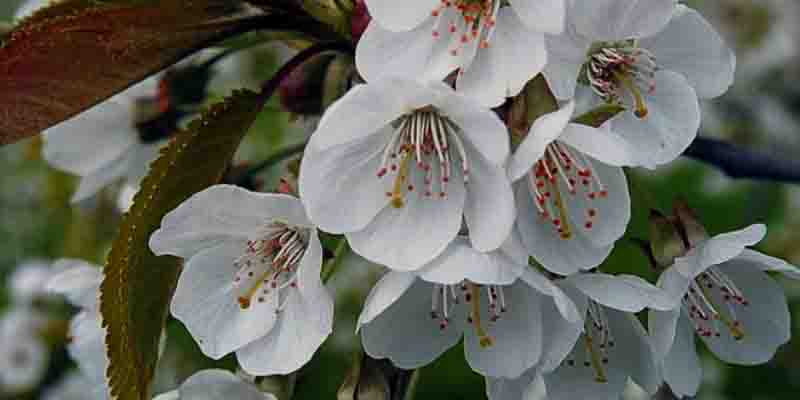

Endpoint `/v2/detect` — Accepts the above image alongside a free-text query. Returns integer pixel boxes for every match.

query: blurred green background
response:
[2,0,800,399]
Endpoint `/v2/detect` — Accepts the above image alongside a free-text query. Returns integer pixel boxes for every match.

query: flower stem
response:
[321,237,349,283]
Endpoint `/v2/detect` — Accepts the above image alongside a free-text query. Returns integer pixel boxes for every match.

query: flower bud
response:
[351,0,371,43]
[279,52,354,117]
[337,354,414,400]
[672,198,709,247]
[648,210,687,269]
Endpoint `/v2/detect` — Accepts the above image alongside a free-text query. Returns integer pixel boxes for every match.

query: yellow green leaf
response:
[100,90,263,400]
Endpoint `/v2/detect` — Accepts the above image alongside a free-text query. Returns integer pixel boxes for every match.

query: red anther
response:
[408,185,415,191]
[585,222,593,229]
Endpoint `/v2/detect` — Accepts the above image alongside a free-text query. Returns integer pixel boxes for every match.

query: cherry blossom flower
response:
[486,272,673,400]
[299,77,514,271]
[356,0,565,107]
[357,236,580,378]
[544,0,734,168]
[649,224,800,397]
[46,260,108,395]
[42,371,105,400]
[0,308,49,394]
[153,369,276,400]
[149,185,334,375]
[508,101,634,275]
[8,259,54,304]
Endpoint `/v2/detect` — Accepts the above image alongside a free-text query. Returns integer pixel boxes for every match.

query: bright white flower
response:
[508,101,633,275]
[357,236,580,378]
[42,371,106,400]
[153,369,276,400]
[649,224,800,398]
[0,307,49,394]
[299,77,515,271]
[486,272,673,400]
[46,260,109,394]
[544,1,735,168]
[42,76,165,202]
[357,0,564,107]
[149,185,334,376]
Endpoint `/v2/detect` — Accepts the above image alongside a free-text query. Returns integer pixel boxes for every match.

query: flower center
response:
[430,0,500,56]
[429,282,506,348]
[682,266,748,340]
[584,40,659,119]
[377,109,470,208]
[564,301,613,383]
[232,222,308,310]
[525,142,607,240]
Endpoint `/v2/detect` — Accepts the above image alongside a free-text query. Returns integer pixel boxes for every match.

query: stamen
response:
[683,268,748,341]
[469,283,495,348]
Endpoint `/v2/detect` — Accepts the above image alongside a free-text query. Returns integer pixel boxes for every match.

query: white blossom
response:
[299,77,515,271]
[0,307,49,394]
[649,224,800,397]
[357,0,565,107]
[544,0,734,168]
[357,236,580,378]
[149,185,334,376]
[46,260,109,395]
[508,101,634,275]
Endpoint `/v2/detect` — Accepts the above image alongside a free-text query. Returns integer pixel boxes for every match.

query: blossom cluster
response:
[21,0,800,399]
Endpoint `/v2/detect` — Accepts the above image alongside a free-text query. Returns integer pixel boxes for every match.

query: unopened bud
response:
[351,0,371,43]
[673,198,709,247]
[648,210,687,268]
[279,53,354,117]
[338,354,414,400]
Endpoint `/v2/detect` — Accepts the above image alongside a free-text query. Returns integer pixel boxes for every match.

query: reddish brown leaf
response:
[0,0,267,145]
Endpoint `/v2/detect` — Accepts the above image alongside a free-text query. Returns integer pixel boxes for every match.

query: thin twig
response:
[683,137,800,183]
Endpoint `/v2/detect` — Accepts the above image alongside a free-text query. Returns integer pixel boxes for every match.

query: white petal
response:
[436,88,511,167]
[571,0,677,40]
[605,309,660,394]
[560,157,630,248]
[673,224,766,279]
[360,279,467,369]
[71,151,135,202]
[735,249,800,280]
[486,369,545,400]
[509,0,565,34]
[567,273,675,312]
[542,28,590,100]
[178,369,275,400]
[46,261,102,310]
[356,19,460,85]
[42,98,136,176]
[170,242,278,359]
[463,146,516,252]
[515,183,612,275]
[464,281,543,378]
[609,70,700,169]
[299,129,393,234]
[347,166,465,271]
[648,308,680,362]
[67,312,107,386]
[699,260,790,365]
[458,9,547,108]
[661,313,702,398]
[419,237,523,286]
[150,185,310,259]
[558,124,637,167]
[508,101,574,182]
[641,5,735,99]
[537,283,587,372]
[357,272,418,329]
[236,268,334,375]
[363,0,439,31]
[309,78,429,152]
[520,269,582,324]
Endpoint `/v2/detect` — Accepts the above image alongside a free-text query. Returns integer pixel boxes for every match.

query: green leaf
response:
[100,90,264,400]
[0,0,268,145]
